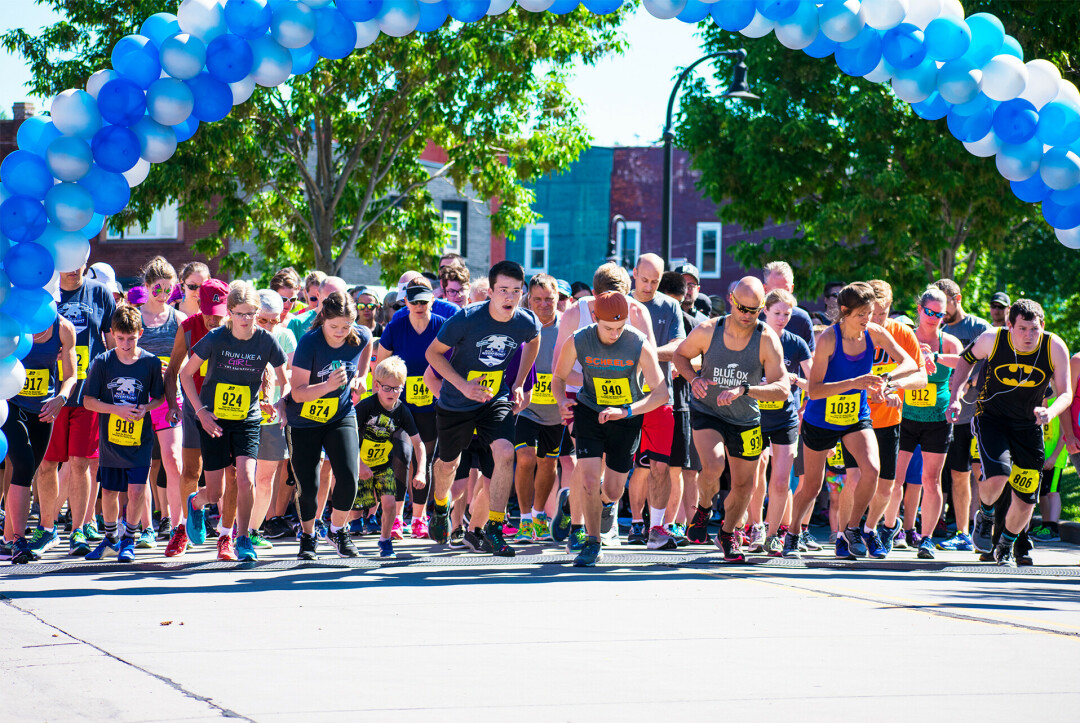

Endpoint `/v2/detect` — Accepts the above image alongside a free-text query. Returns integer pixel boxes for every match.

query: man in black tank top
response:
[946,300,1072,566]
[672,277,789,562]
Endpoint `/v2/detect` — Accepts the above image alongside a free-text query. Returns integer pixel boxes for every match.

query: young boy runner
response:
[82,306,166,562]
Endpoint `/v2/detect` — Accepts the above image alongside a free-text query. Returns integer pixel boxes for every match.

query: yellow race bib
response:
[21,368,49,398]
[300,397,339,423]
[468,370,504,395]
[532,373,555,405]
[970,435,980,459]
[758,399,784,411]
[199,358,209,377]
[360,438,392,467]
[824,393,860,426]
[158,355,170,369]
[828,439,845,463]
[213,383,250,420]
[905,384,936,408]
[406,375,433,407]
[740,426,763,456]
[108,414,144,447]
[1007,465,1039,495]
[594,377,632,406]
[58,345,90,381]
[871,363,896,377]
[361,372,373,400]
[1043,423,1055,446]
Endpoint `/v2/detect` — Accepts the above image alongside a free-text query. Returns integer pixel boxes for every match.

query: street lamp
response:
[661,49,759,268]
[608,213,627,267]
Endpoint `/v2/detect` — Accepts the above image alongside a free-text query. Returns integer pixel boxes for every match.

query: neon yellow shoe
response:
[532,514,551,542]
[513,519,533,543]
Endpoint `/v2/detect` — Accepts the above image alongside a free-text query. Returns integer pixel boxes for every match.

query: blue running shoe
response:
[917,536,936,559]
[835,532,855,560]
[117,537,136,563]
[84,537,120,561]
[186,493,206,545]
[879,521,901,556]
[936,531,974,551]
[378,539,396,558]
[28,527,59,555]
[844,527,866,557]
[862,528,887,559]
[551,488,572,543]
[235,535,257,561]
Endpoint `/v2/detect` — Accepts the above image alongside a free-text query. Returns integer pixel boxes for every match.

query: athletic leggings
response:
[392,432,431,505]
[2,405,53,488]
[286,416,359,521]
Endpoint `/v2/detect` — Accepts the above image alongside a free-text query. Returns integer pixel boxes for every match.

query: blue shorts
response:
[99,466,151,493]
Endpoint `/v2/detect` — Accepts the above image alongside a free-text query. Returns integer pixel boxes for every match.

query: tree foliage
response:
[4,0,628,282]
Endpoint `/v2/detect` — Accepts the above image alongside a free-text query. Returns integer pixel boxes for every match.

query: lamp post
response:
[661,48,759,268]
[608,213,627,267]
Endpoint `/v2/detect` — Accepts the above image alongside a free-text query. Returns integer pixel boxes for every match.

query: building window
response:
[696,222,722,278]
[524,223,549,275]
[105,201,180,242]
[441,200,467,256]
[616,221,640,270]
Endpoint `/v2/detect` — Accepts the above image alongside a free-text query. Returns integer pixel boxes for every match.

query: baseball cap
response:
[405,283,434,304]
[673,263,700,283]
[199,278,229,316]
[990,292,1010,307]
[892,314,915,327]
[556,279,572,298]
[126,286,148,305]
[594,291,628,322]
[86,262,122,296]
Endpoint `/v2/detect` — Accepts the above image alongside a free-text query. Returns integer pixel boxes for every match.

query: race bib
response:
[361,372,373,400]
[1043,423,1055,446]
[213,383,250,420]
[871,363,896,377]
[594,377,632,406]
[300,397,339,423]
[360,438,392,467]
[21,368,49,398]
[740,426,763,456]
[108,414,143,447]
[1007,465,1039,495]
[58,345,90,381]
[828,439,844,462]
[468,370,504,395]
[158,355,170,369]
[905,383,936,408]
[532,373,555,405]
[406,376,433,407]
[824,393,860,426]
[970,435,980,459]
[199,358,208,377]
[758,399,784,411]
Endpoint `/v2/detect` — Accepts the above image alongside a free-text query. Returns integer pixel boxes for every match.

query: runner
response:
[762,261,816,352]
[673,277,790,562]
[556,279,573,314]
[174,262,210,318]
[1031,387,1068,542]
[552,292,667,566]
[989,292,1009,328]
[439,264,470,310]
[287,271,327,340]
[182,284,288,562]
[424,260,540,556]
[947,299,1072,566]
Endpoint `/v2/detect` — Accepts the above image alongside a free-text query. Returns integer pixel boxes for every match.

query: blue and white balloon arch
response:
[0,0,1077,454]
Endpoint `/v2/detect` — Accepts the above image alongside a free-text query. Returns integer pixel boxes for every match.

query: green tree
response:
[676,0,1080,337]
[4,0,627,282]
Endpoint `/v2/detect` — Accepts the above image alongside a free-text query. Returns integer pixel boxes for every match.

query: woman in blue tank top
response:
[783,282,918,559]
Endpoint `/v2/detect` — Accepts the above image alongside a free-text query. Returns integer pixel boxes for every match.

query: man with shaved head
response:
[673,276,789,561]
[629,253,687,549]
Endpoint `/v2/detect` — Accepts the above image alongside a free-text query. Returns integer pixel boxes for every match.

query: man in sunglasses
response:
[392,270,459,321]
[989,291,1010,328]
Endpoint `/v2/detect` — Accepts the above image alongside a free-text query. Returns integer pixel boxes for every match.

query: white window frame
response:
[615,221,641,269]
[524,223,549,275]
[106,201,180,241]
[696,222,722,279]
[442,208,462,254]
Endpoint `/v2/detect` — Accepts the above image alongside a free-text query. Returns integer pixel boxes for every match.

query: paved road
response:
[3,537,1080,721]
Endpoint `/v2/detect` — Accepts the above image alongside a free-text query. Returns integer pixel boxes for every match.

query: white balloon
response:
[159,33,207,80]
[177,0,227,43]
[996,139,1042,182]
[740,10,776,39]
[516,0,554,10]
[50,89,102,139]
[1019,60,1063,110]
[1056,226,1080,248]
[642,0,687,20]
[249,35,293,87]
[487,0,515,14]
[133,117,178,164]
[354,20,381,48]
[1052,79,1080,108]
[0,400,9,429]
[230,76,257,105]
[903,0,942,29]
[86,69,120,99]
[376,0,420,37]
[51,233,91,273]
[1039,148,1080,190]
[819,0,865,44]
[963,130,1003,158]
[123,158,152,187]
[939,0,964,18]
[863,57,895,84]
[862,0,908,30]
[891,60,937,103]
[45,270,61,303]
[0,358,26,401]
[982,54,1029,102]
[147,78,195,126]
[774,2,819,50]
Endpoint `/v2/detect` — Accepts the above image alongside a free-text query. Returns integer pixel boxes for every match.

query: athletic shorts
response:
[574,403,643,475]
[413,410,437,445]
[515,416,564,458]
[899,419,953,455]
[947,420,979,473]
[453,436,494,480]
[150,400,179,432]
[691,413,764,461]
[43,406,100,462]
[199,418,261,472]
[669,409,701,471]
[974,414,1044,504]
[258,423,289,462]
[436,400,514,463]
[1040,465,1065,496]
[182,397,202,450]
[355,465,395,510]
[764,424,798,447]
[842,424,900,480]
[801,418,872,453]
[637,404,675,465]
[99,466,150,493]
[558,426,575,457]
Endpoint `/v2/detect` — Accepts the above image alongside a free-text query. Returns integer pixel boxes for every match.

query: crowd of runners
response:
[0,251,1075,568]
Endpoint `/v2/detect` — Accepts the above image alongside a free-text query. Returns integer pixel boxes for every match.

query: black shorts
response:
[99,466,150,492]
[899,419,953,455]
[764,424,798,447]
[1040,465,1064,496]
[691,413,764,461]
[974,414,1044,504]
[435,400,514,463]
[413,409,437,444]
[199,418,261,472]
[801,418,873,453]
[842,424,900,480]
[574,404,643,474]
[452,436,494,480]
[558,426,575,457]
[515,416,564,458]
[669,409,701,471]
[947,420,980,473]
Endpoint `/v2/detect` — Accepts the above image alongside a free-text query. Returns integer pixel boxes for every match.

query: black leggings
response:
[3,405,52,488]
[392,432,430,505]
[287,416,359,521]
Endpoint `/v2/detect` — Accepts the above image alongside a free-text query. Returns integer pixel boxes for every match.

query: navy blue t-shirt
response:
[57,279,117,406]
[84,349,165,468]
[379,313,446,414]
[760,329,811,432]
[285,326,371,428]
[392,298,458,323]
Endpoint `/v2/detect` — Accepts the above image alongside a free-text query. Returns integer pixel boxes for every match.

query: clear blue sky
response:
[0,1,714,146]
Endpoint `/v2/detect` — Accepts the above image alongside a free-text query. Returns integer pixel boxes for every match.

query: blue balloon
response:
[16,117,62,157]
[0,314,20,359]
[842,22,879,49]
[0,196,48,243]
[416,0,449,30]
[91,125,141,173]
[993,99,1039,145]
[963,12,1004,67]
[803,32,837,59]
[4,289,58,333]
[78,164,130,216]
[96,78,148,126]
[4,242,55,289]
[546,0,578,14]
[912,92,950,121]
[947,104,995,143]
[882,24,925,71]
[756,0,798,21]
[132,117,177,164]
[951,92,994,118]
[0,431,8,460]
[924,16,970,62]
[44,183,95,232]
[206,35,254,83]
[173,115,201,143]
[146,77,195,126]
[1011,174,1053,203]
[14,332,32,361]
[676,0,709,23]
[160,33,207,81]
[111,35,162,89]
[710,0,754,32]
[271,1,317,49]
[1000,35,1023,60]
[290,44,320,75]
[1037,102,1080,148]
[80,213,106,240]
[312,7,358,58]
[338,0,383,22]
[1,151,54,200]
[997,138,1042,182]
[835,30,882,78]
[225,0,273,38]
[140,13,181,47]
[1040,147,1080,191]
[186,72,233,123]
[1043,199,1080,230]
[46,136,94,183]
[936,58,981,106]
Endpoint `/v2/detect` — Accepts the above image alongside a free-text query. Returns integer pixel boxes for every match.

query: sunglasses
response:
[990,304,1007,310]
[256,316,280,326]
[825,292,839,300]
[921,307,946,319]
[406,299,430,306]
[151,283,173,296]
[279,296,297,305]
[185,283,201,292]
[233,311,256,320]
[730,296,765,315]
[356,302,378,311]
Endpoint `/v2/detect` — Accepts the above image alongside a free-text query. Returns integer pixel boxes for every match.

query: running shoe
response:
[601,505,621,547]
[117,537,136,563]
[801,530,823,551]
[483,521,515,557]
[532,513,551,542]
[993,539,1016,567]
[891,524,908,549]
[314,519,330,540]
[297,532,318,561]
[235,535,257,561]
[217,535,237,561]
[330,528,360,558]
[83,522,104,542]
[262,516,293,540]
[861,528,887,559]
[378,539,396,558]
[627,521,647,546]
[429,505,451,544]
[565,527,587,553]
[551,488,571,543]
[11,537,37,564]
[1016,532,1034,567]
[391,518,405,541]
[716,530,745,563]
[917,536,936,559]
[68,528,91,557]
[411,517,429,539]
[747,523,766,553]
[514,520,534,543]
[462,529,488,553]
[687,505,711,545]
[904,529,922,550]
[85,537,120,561]
[972,510,993,553]
[796,530,808,553]
[573,538,603,567]
[764,534,783,557]
[835,532,855,560]
[249,529,273,549]
[156,517,172,541]
[502,520,519,537]
[879,521,901,556]
[164,524,190,558]
[136,528,156,549]
[936,531,974,551]
[844,527,866,557]
[781,531,800,558]
[646,525,677,551]
[447,526,466,549]
[186,493,206,545]
[28,527,59,555]
[0,540,12,561]
[348,518,367,537]
[828,530,839,545]
[1029,525,1060,543]
[667,523,689,548]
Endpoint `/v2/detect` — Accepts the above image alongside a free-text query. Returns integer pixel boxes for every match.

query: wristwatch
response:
[740,381,751,397]
[624,405,633,419]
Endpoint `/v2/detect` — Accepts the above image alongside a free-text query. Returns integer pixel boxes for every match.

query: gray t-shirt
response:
[519,319,562,427]
[191,326,287,423]
[84,349,165,469]
[435,301,541,412]
[634,292,685,404]
[946,312,992,423]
